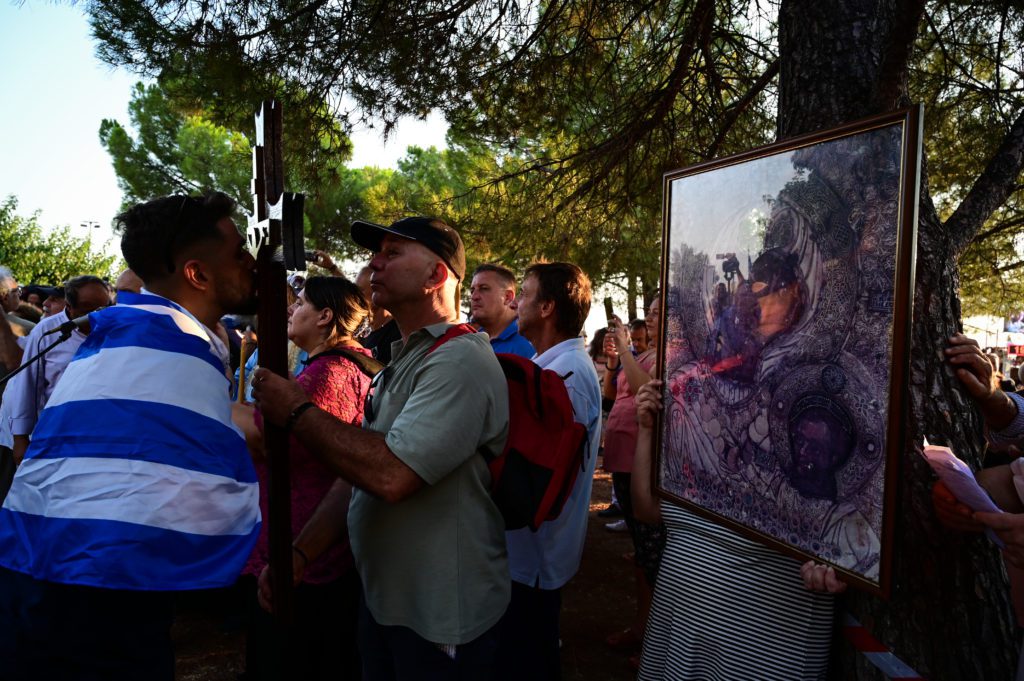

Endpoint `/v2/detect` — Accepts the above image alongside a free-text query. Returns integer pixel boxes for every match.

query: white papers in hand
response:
[921,444,1001,513]
[921,442,1004,547]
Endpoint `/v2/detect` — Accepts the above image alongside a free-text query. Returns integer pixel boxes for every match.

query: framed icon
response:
[656,106,922,595]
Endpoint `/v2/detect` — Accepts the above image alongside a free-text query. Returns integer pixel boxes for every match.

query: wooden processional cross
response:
[248,100,306,624]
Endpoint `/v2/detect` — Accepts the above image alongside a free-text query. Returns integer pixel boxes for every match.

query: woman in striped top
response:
[631,380,846,680]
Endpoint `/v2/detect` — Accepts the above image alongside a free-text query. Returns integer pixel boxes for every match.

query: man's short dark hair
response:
[116,193,236,283]
[472,263,517,289]
[524,262,592,338]
[64,275,108,308]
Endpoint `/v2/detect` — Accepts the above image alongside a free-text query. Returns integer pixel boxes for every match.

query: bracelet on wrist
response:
[285,401,316,431]
[292,544,309,569]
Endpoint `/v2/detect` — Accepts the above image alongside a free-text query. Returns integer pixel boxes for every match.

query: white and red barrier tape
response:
[842,613,925,680]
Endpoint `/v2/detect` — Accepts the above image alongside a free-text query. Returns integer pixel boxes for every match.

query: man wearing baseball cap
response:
[253,216,510,680]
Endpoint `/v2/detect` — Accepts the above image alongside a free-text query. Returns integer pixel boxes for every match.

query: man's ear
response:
[539,297,556,320]
[502,288,516,307]
[425,260,449,293]
[182,259,210,292]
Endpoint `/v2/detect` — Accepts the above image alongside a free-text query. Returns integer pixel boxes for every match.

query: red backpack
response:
[429,324,589,531]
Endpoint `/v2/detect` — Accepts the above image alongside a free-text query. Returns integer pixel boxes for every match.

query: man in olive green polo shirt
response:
[252,216,510,680]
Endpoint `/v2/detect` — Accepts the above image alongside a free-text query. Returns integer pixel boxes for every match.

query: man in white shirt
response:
[7,275,111,463]
[497,261,602,681]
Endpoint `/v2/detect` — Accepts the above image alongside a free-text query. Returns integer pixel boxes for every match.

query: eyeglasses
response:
[364,367,389,424]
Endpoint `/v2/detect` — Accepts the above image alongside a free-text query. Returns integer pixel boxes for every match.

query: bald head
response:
[114,269,144,296]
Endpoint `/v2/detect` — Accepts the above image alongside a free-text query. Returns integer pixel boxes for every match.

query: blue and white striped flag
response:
[0,292,261,591]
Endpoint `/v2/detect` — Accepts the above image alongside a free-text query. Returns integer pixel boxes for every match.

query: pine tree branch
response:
[706,57,779,158]
[974,215,1024,244]
[947,108,1024,255]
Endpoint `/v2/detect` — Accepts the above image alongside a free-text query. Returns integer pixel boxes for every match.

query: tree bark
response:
[778,0,1018,678]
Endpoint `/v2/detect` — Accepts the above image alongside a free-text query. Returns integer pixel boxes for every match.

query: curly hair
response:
[117,193,236,283]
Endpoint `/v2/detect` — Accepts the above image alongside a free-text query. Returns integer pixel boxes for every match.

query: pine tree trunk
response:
[778,0,1018,677]
[628,273,639,321]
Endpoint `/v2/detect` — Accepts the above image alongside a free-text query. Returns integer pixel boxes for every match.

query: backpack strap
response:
[427,323,478,354]
[308,347,385,378]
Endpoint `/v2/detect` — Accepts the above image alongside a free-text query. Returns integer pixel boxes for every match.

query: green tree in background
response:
[99,83,252,209]
[99,84,662,292]
[0,196,119,285]
[341,138,662,309]
[912,4,1024,317]
[100,82,374,260]
[88,0,1024,316]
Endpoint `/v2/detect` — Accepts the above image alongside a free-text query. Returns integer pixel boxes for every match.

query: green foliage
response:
[0,196,119,285]
[912,2,1024,316]
[99,83,254,210]
[87,1,1024,313]
[99,82,374,262]
[86,1,776,291]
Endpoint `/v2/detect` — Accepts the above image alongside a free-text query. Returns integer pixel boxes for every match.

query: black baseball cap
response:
[24,285,61,299]
[351,216,466,281]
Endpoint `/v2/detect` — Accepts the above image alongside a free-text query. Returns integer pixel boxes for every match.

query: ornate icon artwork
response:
[657,108,921,595]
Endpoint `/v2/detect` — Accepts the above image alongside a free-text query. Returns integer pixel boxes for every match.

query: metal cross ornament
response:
[248,99,306,625]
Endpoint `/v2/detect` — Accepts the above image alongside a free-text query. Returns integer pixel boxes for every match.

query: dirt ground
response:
[173,468,639,681]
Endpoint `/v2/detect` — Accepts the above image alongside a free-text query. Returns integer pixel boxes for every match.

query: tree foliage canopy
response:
[99,82,660,291]
[0,196,119,285]
[100,83,253,209]
[88,0,1024,313]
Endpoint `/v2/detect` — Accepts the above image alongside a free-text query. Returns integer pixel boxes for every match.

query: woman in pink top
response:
[602,297,666,662]
[234,276,372,681]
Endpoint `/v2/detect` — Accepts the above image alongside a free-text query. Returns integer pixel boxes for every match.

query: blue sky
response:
[0,2,447,250]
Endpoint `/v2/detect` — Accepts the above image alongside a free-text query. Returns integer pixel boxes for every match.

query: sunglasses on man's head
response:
[364,367,389,424]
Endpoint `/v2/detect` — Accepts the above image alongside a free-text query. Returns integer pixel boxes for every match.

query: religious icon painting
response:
[655,106,922,596]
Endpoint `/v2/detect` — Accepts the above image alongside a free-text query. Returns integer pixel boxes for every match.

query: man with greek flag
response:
[0,193,262,681]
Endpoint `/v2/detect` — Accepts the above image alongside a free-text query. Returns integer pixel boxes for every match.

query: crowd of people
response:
[1,191,1024,681]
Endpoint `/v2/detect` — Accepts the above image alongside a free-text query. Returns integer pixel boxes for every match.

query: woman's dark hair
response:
[117,192,236,283]
[302,276,369,338]
[589,327,608,359]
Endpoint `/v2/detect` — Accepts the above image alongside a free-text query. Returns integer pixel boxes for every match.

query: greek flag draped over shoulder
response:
[0,292,261,591]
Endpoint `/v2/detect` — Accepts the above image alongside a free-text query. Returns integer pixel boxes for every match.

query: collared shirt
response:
[487,318,535,358]
[504,336,602,590]
[6,309,87,438]
[348,322,510,645]
[0,392,14,449]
